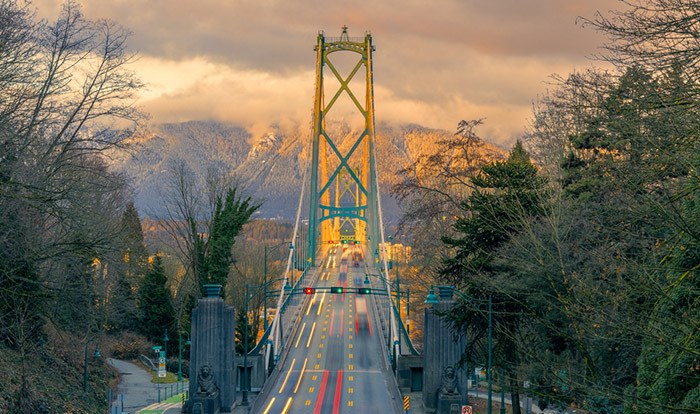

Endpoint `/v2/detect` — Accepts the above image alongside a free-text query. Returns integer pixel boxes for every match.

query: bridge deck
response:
[253,245,403,413]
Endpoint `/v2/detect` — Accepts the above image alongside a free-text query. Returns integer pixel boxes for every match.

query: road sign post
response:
[158,350,166,378]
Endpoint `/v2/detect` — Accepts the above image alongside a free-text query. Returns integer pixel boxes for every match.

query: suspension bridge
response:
[181,27,451,414]
[245,26,418,413]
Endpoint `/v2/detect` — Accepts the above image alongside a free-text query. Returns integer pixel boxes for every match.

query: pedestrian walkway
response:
[108,358,159,413]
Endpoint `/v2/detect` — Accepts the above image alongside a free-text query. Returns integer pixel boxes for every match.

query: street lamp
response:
[164,329,169,359]
[264,241,294,331]
[83,338,101,392]
[241,284,257,406]
[426,286,493,414]
[241,277,293,406]
[363,271,405,355]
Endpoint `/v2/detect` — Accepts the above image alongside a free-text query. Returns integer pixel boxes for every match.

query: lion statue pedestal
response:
[182,285,237,413]
[436,366,463,414]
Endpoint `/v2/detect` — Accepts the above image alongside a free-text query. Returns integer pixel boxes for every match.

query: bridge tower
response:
[308,26,379,263]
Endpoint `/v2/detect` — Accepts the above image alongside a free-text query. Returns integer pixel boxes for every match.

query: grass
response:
[135,392,186,414]
[150,370,179,383]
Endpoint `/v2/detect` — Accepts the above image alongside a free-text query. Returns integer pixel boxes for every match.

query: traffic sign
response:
[158,351,166,378]
[462,405,472,414]
[403,395,409,412]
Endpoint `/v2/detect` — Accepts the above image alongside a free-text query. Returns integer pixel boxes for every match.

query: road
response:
[259,245,401,414]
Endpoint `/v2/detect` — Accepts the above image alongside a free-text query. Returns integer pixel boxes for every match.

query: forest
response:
[394,2,700,413]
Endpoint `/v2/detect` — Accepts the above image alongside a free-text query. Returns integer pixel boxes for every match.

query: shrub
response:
[111,332,152,360]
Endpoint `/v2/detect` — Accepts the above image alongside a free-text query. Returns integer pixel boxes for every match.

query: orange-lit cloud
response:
[32,0,617,146]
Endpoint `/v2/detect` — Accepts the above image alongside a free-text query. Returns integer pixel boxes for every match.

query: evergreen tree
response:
[441,140,548,413]
[138,255,176,348]
[442,140,547,279]
[120,202,149,290]
[201,188,259,295]
[235,309,255,355]
[630,188,700,412]
[105,202,149,332]
[556,66,700,412]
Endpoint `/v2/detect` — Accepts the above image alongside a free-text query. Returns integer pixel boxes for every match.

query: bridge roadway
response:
[258,245,402,413]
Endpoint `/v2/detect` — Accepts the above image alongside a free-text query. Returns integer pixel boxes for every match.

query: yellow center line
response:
[263,397,276,414]
[293,358,308,393]
[295,323,306,348]
[279,358,296,394]
[281,397,293,414]
[307,322,316,348]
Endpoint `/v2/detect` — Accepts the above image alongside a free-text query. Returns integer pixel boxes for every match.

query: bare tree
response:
[392,120,505,285]
[581,0,700,78]
[0,1,144,409]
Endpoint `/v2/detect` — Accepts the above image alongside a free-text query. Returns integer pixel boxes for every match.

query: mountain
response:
[108,120,506,222]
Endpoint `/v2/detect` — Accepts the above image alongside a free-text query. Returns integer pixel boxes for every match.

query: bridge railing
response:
[363,267,419,358]
[261,250,320,374]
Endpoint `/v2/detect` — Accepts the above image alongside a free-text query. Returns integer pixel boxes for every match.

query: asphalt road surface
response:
[259,245,401,414]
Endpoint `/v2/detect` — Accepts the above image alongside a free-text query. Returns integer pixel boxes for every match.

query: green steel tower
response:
[308,26,379,264]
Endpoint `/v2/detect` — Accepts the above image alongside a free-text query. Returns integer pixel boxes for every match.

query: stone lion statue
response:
[439,366,459,395]
[197,364,219,396]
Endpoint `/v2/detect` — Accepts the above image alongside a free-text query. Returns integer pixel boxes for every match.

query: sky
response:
[33,0,620,147]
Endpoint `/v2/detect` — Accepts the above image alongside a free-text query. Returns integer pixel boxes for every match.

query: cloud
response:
[31,0,619,145]
[134,57,314,129]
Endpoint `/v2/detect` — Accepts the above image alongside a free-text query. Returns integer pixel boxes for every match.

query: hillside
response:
[109,120,506,222]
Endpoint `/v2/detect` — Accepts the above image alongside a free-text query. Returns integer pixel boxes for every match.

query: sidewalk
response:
[108,358,161,413]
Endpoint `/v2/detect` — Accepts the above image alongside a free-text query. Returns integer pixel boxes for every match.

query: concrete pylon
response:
[183,284,237,413]
[423,290,467,413]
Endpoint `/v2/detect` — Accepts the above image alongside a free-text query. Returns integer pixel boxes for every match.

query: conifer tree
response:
[138,255,176,347]
[201,188,259,295]
[121,202,149,289]
[441,140,548,413]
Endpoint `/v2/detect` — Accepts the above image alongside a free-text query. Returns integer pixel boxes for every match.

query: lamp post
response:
[264,241,294,331]
[83,338,101,392]
[241,279,290,406]
[164,329,169,359]
[426,286,493,414]
[405,288,410,333]
[242,284,251,406]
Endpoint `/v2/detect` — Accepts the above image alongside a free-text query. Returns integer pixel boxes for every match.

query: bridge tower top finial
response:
[340,25,349,41]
